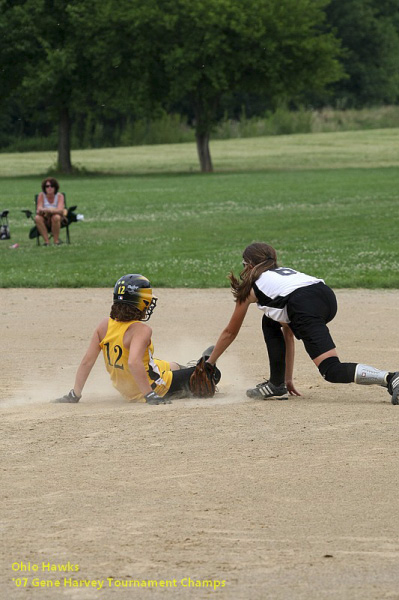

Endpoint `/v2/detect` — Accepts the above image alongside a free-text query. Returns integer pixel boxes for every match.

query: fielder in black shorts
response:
[206,242,399,405]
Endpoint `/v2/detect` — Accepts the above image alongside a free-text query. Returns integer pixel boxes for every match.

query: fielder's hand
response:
[286,380,302,396]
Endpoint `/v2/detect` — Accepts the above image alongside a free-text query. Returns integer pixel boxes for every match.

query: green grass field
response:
[1,129,399,288]
[1,128,399,176]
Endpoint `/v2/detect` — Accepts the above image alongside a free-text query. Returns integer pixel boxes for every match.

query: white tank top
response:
[43,193,60,209]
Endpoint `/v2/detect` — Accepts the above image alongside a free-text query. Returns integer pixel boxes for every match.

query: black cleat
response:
[388,372,399,405]
[246,380,288,400]
[201,345,215,360]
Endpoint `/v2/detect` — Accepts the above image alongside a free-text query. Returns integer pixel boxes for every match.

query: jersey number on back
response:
[274,267,297,276]
[104,342,124,370]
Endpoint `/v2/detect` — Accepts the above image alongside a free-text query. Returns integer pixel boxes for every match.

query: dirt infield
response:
[1,288,399,599]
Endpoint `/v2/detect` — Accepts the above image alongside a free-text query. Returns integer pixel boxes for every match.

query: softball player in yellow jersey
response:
[100,317,173,402]
[53,274,220,406]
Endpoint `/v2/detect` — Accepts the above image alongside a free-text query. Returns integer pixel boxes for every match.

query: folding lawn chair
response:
[0,210,11,240]
[22,194,83,245]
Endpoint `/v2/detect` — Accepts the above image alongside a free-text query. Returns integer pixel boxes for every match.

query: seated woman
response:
[35,177,65,246]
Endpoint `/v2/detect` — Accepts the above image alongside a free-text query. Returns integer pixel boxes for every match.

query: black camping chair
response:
[22,194,82,245]
[0,210,11,240]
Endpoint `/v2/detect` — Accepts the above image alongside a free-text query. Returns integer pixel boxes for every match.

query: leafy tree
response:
[28,0,97,173]
[326,0,399,106]
[66,0,153,125]
[0,0,102,173]
[0,1,32,105]
[1,0,344,173]
[134,0,344,172]
[66,0,345,172]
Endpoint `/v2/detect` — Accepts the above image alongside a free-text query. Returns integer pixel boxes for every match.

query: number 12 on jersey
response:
[104,342,124,370]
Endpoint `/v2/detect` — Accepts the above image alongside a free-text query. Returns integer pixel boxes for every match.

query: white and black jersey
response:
[253,267,324,323]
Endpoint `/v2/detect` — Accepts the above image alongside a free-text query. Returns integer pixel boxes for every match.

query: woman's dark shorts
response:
[287,282,337,360]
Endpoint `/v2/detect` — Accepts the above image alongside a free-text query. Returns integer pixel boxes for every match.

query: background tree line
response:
[1,0,399,172]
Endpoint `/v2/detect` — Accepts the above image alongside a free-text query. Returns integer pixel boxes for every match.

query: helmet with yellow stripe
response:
[113,274,157,321]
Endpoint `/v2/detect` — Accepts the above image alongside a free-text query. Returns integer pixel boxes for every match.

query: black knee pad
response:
[318,357,355,384]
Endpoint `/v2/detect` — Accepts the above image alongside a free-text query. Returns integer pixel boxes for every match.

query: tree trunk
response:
[57,107,73,174]
[195,131,213,173]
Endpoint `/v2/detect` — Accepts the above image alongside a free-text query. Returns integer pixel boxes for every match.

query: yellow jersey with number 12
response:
[99,318,173,402]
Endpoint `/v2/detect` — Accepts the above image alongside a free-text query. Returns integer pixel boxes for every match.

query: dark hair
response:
[41,177,60,193]
[110,302,146,322]
[229,242,278,303]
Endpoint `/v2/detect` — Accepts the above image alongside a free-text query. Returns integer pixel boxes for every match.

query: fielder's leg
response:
[318,356,399,404]
[246,316,288,399]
